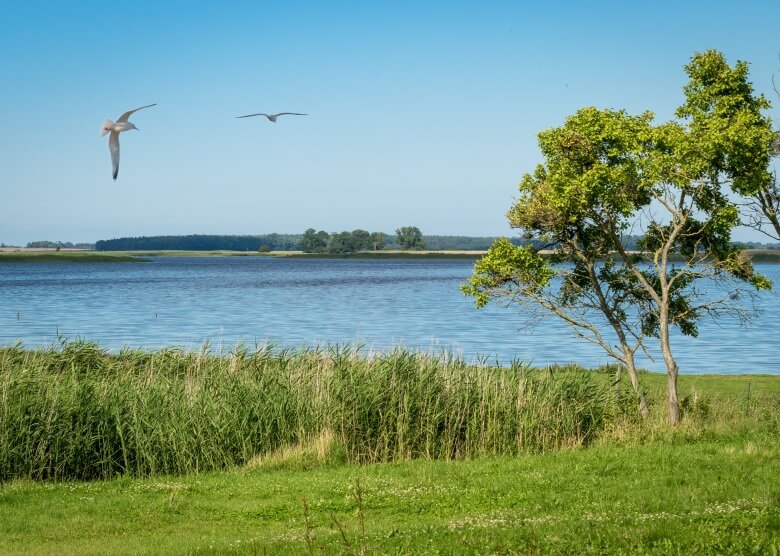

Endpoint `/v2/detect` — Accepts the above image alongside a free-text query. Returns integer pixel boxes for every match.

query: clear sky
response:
[1,0,778,245]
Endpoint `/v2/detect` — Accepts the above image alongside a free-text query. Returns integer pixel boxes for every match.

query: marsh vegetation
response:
[1,340,776,483]
[1,341,611,481]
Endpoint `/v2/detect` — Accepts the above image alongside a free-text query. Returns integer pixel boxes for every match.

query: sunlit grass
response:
[1,340,778,553]
[0,341,617,481]
[1,440,777,554]
[2,340,777,483]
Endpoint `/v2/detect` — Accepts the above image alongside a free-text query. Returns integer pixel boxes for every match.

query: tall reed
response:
[0,340,611,481]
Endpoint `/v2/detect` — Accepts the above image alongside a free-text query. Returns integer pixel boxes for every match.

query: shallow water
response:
[0,256,777,374]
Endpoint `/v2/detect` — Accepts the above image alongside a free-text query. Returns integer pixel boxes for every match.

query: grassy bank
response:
[121,248,780,261]
[1,341,778,483]
[284,249,780,261]
[1,342,778,554]
[743,249,780,262]
[281,251,485,259]
[115,250,483,259]
[123,250,277,257]
[0,252,148,263]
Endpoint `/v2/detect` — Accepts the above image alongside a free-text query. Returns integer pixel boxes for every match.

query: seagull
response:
[100,104,156,180]
[236,112,307,122]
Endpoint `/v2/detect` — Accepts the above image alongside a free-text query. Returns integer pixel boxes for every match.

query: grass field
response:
[0,342,778,554]
[1,438,777,554]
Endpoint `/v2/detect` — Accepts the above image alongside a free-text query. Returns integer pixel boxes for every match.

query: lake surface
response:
[0,256,777,374]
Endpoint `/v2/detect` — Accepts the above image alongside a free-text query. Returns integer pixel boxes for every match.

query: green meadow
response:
[0,341,778,554]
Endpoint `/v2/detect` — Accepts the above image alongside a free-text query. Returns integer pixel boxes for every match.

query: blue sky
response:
[1,0,778,245]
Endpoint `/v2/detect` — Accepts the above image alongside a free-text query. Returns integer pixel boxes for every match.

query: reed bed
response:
[0,340,613,481]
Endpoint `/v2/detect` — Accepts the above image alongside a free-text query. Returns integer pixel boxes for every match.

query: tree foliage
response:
[96,234,301,252]
[369,232,386,251]
[93,233,560,253]
[677,50,780,241]
[396,226,425,250]
[464,50,774,424]
[299,229,386,254]
[27,241,95,249]
[299,229,330,253]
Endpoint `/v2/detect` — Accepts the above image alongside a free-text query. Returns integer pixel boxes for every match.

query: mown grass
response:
[1,439,777,554]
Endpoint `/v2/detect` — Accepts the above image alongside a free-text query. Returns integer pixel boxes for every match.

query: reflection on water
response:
[0,256,777,374]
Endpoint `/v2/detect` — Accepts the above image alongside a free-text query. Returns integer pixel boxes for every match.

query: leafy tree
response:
[328,231,356,253]
[370,232,386,251]
[314,231,330,251]
[464,51,773,425]
[300,229,386,253]
[350,229,372,251]
[396,226,425,250]
[464,109,657,418]
[674,51,777,238]
[300,229,330,253]
[27,241,71,249]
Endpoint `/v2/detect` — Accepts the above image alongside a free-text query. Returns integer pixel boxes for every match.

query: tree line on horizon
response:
[300,226,429,253]
[24,241,96,250]
[25,234,780,253]
[88,232,780,253]
[93,231,551,252]
[95,234,301,252]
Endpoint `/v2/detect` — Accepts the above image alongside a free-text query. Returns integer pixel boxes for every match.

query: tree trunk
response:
[659,306,680,425]
[666,363,680,425]
[622,349,650,420]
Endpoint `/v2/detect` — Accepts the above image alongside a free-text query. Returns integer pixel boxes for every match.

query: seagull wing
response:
[236,113,270,118]
[109,131,120,180]
[117,103,157,123]
[275,113,307,116]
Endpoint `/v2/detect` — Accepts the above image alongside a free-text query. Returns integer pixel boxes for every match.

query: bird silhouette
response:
[236,112,307,122]
[100,104,156,180]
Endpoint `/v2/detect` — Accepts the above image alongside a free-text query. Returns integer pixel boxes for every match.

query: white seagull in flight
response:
[100,104,156,180]
[236,112,307,122]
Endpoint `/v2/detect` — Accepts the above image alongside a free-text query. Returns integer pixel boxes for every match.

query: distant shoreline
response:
[0,250,149,263]
[2,248,780,262]
[0,248,489,261]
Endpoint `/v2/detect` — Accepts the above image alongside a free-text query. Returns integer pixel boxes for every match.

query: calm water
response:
[0,256,777,374]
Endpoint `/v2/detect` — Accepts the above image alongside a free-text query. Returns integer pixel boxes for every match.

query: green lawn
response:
[1,344,778,554]
[1,438,777,555]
